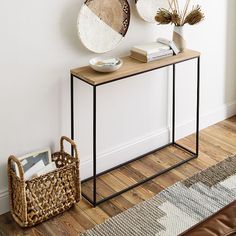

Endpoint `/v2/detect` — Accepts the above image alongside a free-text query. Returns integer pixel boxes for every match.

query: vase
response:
[173,26,186,52]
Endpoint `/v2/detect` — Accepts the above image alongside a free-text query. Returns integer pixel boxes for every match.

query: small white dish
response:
[89,57,123,73]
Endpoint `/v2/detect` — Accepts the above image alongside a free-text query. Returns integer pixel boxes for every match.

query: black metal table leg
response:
[93,85,97,206]
[196,57,200,156]
[172,64,176,144]
[71,74,74,156]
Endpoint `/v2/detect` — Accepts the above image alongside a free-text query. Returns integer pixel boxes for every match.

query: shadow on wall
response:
[225,0,236,107]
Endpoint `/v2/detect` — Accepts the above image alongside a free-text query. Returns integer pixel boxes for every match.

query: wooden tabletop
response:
[71,49,200,86]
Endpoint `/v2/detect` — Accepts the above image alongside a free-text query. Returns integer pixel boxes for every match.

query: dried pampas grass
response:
[155,8,172,24]
[155,0,204,26]
[171,10,181,26]
[184,5,204,25]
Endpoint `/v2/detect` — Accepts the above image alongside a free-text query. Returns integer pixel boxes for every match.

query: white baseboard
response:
[0,189,9,215]
[80,128,170,179]
[1,100,236,215]
[176,100,236,140]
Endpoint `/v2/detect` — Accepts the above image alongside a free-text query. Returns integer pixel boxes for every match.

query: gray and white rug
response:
[82,156,236,236]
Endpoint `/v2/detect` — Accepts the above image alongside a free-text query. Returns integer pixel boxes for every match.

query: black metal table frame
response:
[71,56,200,207]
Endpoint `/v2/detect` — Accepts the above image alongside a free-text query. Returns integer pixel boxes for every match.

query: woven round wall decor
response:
[135,0,169,23]
[78,0,130,53]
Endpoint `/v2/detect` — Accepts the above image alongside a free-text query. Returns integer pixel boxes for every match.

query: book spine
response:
[130,49,173,61]
[146,52,174,62]
[130,50,174,63]
[146,50,173,59]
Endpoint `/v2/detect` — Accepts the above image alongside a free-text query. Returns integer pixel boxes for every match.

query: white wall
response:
[0,0,236,214]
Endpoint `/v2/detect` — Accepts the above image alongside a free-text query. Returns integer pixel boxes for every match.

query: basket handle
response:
[8,155,24,180]
[60,136,79,160]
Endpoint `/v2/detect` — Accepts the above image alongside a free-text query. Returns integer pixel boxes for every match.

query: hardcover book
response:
[131,42,171,56]
[130,49,173,63]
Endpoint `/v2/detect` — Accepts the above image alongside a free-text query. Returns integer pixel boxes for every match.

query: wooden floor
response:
[1,116,236,236]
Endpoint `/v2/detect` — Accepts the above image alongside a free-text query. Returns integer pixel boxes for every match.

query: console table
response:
[70,49,201,207]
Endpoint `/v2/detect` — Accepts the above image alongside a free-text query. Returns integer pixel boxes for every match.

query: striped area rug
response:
[82,156,236,236]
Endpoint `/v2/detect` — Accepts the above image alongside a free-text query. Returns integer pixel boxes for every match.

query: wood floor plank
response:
[0,213,44,236]
[49,211,83,236]
[120,166,164,194]
[101,172,152,205]
[38,213,77,236]
[1,117,236,235]
[83,207,109,225]
[111,170,156,199]
[69,205,96,230]
[205,124,236,147]
[105,195,134,212]
[142,156,183,187]
[201,131,236,155]
[219,120,236,133]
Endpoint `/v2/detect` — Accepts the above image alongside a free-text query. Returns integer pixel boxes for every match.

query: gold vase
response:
[173,26,186,52]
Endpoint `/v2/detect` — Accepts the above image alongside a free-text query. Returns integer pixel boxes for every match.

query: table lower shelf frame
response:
[71,56,200,207]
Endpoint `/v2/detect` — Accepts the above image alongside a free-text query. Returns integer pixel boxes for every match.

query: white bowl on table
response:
[89,57,123,73]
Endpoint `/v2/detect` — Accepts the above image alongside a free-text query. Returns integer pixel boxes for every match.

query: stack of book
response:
[130,42,174,63]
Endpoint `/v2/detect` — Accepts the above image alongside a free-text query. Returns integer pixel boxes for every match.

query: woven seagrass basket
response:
[8,136,81,227]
